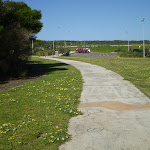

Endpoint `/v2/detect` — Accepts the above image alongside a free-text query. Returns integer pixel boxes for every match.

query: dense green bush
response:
[118,51,143,57]
[118,48,150,58]
[114,48,126,53]
[33,50,55,56]
[58,47,71,56]
[145,49,150,57]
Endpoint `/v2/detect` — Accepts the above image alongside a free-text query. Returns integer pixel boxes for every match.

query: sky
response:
[12,0,150,41]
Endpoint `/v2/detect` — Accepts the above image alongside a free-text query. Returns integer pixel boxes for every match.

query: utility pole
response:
[128,39,129,52]
[32,39,34,53]
[142,17,145,58]
[53,27,60,51]
[64,30,70,48]
[126,31,129,52]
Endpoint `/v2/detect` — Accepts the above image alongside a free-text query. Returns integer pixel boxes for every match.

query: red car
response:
[76,48,90,53]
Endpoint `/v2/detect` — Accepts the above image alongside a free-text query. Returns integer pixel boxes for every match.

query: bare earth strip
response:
[78,101,150,110]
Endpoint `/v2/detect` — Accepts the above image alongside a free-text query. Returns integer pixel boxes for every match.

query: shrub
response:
[118,51,143,57]
[118,48,150,58]
[145,49,150,57]
[33,50,55,56]
[58,47,71,56]
[114,48,126,53]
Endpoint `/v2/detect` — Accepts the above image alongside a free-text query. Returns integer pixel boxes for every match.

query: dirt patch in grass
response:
[78,101,150,110]
[0,59,69,91]
[0,76,45,91]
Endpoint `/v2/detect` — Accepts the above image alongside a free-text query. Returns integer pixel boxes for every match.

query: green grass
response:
[88,46,128,53]
[0,57,82,150]
[69,46,127,52]
[60,57,150,99]
[69,45,150,53]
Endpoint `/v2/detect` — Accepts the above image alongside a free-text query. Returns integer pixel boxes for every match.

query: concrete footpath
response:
[41,57,150,150]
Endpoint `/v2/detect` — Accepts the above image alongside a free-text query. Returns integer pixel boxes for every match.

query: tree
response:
[0,1,43,77]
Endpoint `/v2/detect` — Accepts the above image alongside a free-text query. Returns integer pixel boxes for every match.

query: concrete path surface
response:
[41,57,150,150]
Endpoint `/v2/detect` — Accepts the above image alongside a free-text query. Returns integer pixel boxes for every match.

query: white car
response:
[85,48,91,53]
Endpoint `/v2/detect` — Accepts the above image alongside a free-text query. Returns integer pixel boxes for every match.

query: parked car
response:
[85,48,91,53]
[132,49,143,53]
[76,48,91,53]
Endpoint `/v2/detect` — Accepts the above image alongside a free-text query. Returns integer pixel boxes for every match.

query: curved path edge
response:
[40,57,150,150]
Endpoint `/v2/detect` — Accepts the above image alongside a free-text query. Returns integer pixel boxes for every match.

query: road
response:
[70,52,117,58]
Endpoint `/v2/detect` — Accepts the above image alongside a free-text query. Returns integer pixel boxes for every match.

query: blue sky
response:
[13,0,150,41]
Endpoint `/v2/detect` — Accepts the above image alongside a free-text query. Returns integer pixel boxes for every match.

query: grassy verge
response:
[0,57,82,150]
[69,46,150,53]
[69,46,127,53]
[60,57,150,99]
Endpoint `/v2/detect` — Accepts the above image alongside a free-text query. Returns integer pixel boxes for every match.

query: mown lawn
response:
[0,57,82,150]
[60,57,150,99]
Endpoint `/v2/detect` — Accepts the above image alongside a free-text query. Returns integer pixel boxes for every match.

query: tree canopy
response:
[0,1,43,77]
[0,1,42,33]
